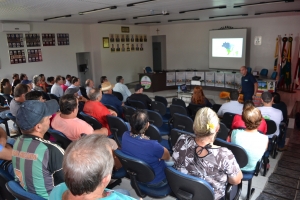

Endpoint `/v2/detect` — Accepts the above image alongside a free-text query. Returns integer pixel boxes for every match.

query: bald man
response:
[239,66,258,101]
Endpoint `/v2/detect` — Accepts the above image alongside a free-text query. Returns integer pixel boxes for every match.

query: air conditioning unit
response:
[0,23,30,32]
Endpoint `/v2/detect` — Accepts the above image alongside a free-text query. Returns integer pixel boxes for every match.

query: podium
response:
[138,72,176,92]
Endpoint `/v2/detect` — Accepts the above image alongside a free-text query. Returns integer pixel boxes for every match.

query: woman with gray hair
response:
[172,107,243,200]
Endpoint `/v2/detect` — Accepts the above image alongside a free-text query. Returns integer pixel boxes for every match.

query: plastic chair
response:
[216,122,229,140]
[154,96,168,107]
[187,103,205,119]
[0,93,12,105]
[169,104,188,116]
[151,101,171,123]
[47,128,72,149]
[260,69,268,77]
[212,104,222,113]
[0,168,14,200]
[128,99,146,109]
[169,128,194,149]
[172,113,193,133]
[145,124,170,151]
[79,111,102,130]
[6,113,21,136]
[6,180,46,200]
[106,115,129,147]
[147,110,170,136]
[114,150,171,198]
[221,112,236,129]
[104,104,118,114]
[145,66,153,73]
[79,87,89,99]
[247,67,252,73]
[47,93,59,103]
[112,91,123,102]
[172,98,186,108]
[271,71,277,80]
[122,105,136,122]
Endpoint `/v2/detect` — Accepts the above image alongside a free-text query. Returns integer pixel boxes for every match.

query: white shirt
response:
[86,86,92,96]
[217,101,243,117]
[65,80,71,87]
[50,83,64,97]
[69,84,82,96]
[113,83,131,102]
[258,106,283,138]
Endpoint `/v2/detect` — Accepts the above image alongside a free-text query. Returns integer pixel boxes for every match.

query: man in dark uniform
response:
[239,66,258,101]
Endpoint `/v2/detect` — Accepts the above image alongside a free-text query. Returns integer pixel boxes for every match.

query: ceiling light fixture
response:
[98,18,126,23]
[234,0,293,8]
[135,21,161,25]
[127,0,159,7]
[79,6,117,15]
[44,15,71,21]
[168,18,199,22]
[133,13,169,19]
[209,14,248,19]
[179,5,226,14]
[255,9,300,15]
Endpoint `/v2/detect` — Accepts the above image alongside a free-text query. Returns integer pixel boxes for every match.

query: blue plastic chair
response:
[172,113,193,133]
[151,101,171,123]
[147,110,170,136]
[79,111,102,130]
[106,115,129,147]
[47,128,72,149]
[145,66,153,73]
[145,124,170,151]
[0,168,14,200]
[247,67,252,73]
[47,93,60,103]
[6,180,46,200]
[260,68,268,77]
[271,71,277,80]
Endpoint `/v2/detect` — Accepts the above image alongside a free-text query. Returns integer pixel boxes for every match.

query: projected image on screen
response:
[212,38,243,58]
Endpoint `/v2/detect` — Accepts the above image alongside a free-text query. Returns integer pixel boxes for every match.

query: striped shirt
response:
[12,135,64,199]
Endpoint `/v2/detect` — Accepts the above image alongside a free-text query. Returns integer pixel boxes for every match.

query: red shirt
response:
[231,115,267,134]
[60,84,68,92]
[83,101,111,135]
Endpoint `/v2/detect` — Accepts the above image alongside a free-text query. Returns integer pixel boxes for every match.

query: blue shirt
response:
[101,94,123,117]
[121,131,166,184]
[241,72,257,96]
[49,183,135,200]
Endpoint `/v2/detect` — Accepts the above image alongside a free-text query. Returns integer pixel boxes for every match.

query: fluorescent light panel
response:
[98,18,126,23]
[179,5,226,14]
[255,10,300,15]
[133,13,169,19]
[234,0,293,8]
[209,14,248,19]
[168,18,199,22]
[44,15,71,21]
[127,0,159,7]
[79,6,117,15]
[135,21,161,25]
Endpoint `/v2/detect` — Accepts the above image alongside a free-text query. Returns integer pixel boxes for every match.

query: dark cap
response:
[65,87,79,95]
[261,91,272,103]
[16,100,59,131]
[21,80,32,84]
[135,84,144,91]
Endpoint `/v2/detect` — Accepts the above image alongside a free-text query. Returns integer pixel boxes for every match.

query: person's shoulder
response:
[33,137,65,154]
[49,183,67,199]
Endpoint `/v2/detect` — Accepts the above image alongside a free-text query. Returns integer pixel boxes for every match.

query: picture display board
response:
[109,33,147,53]
[225,73,235,88]
[205,72,215,86]
[7,34,24,48]
[176,72,186,85]
[234,73,242,89]
[166,72,176,86]
[57,33,69,46]
[215,72,225,87]
[42,34,56,46]
[25,34,41,47]
[185,71,195,85]
[9,50,26,64]
[27,49,42,62]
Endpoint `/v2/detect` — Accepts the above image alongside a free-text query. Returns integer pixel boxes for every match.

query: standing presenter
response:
[239,66,258,101]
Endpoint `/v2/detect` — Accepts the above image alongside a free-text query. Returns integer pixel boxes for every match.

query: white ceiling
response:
[0,0,300,25]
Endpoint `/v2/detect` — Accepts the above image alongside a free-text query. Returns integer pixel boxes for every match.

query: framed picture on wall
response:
[103,37,109,48]
[121,26,130,33]
[111,44,115,52]
[115,34,120,42]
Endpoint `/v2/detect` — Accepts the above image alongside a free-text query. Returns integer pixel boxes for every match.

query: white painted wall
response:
[149,15,300,75]
[0,22,87,81]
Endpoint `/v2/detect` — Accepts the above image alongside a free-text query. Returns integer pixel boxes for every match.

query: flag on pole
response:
[275,36,282,81]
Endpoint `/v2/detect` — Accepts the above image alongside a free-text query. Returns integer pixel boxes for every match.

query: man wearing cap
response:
[129,84,152,109]
[113,76,131,102]
[12,99,64,199]
[239,66,258,101]
[258,91,283,139]
[21,79,33,90]
[101,81,123,117]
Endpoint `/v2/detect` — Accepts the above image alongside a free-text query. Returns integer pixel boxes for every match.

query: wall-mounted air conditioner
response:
[0,23,30,32]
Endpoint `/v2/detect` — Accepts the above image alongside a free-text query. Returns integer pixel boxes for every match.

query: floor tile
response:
[263,182,297,199]
[256,192,290,200]
[273,167,300,179]
[268,173,299,189]
[281,155,300,164]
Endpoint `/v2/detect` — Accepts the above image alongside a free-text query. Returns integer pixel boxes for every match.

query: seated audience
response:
[173,107,243,200]
[51,94,108,140]
[122,109,170,188]
[231,100,267,135]
[0,78,12,95]
[85,79,94,95]
[25,90,44,102]
[49,135,133,200]
[65,87,87,102]
[101,82,123,117]
[11,79,21,95]
[99,75,108,88]
[0,127,14,176]
[69,77,82,96]
[21,80,32,90]
[12,99,63,199]
[217,90,243,117]
[32,75,44,91]
[231,105,268,171]
[11,73,19,86]
[65,74,72,87]
[272,92,288,123]
[20,73,28,81]
[60,77,68,92]
[51,75,64,97]
[10,84,30,116]
[190,86,212,107]
[46,76,55,92]
[113,76,131,102]
[83,88,117,136]
[128,84,152,109]
[38,74,48,91]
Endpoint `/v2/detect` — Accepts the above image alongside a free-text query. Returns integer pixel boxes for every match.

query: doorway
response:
[152,35,166,71]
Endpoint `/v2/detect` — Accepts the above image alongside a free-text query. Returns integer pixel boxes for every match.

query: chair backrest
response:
[79,87,89,99]
[221,112,236,129]
[265,119,277,135]
[170,104,188,116]
[41,92,50,101]
[112,91,123,101]
[0,93,12,105]
[172,98,186,108]
[271,71,277,80]
[122,105,136,122]
[114,150,155,183]
[104,104,118,114]
[145,66,153,73]
[154,96,168,107]
[47,128,72,149]
[147,110,163,127]
[151,101,166,116]
[145,124,162,142]
[6,113,22,134]
[260,68,268,76]
[247,67,252,73]
[79,111,102,130]
[214,138,248,168]
[188,103,205,119]
[212,104,222,113]
[216,122,229,140]
[165,167,214,200]
[0,168,14,200]
[48,93,59,103]
[173,113,194,133]
[6,180,46,200]
[106,115,128,147]
[128,99,146,109]
[170,128,194,148]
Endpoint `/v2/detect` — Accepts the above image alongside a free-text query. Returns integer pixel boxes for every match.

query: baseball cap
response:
[101,82,114,91]
[135,84,144,91]
[65,87,80,95]
[261,91,272,102]
[21,80,32,84]
[16,100,59,131]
